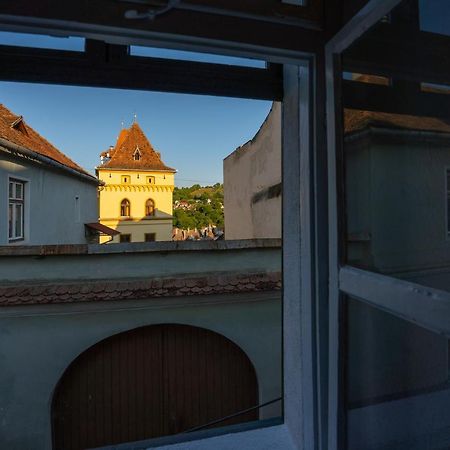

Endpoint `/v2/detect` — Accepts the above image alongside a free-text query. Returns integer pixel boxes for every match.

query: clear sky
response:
[0,32,271,187]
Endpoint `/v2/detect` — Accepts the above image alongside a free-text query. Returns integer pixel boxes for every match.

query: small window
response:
[145,233,156,242]
[121,175,131,184]
[120,234,131,243]
[8,179,25,241]
[120,199,130,217]
[133,147,141,161]
[145,199,155,216]
[146,176,155,184]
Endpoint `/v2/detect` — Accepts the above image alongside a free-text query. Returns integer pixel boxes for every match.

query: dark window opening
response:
[145,199,155,216]
[120,234,131,243]
[120,199,130,217]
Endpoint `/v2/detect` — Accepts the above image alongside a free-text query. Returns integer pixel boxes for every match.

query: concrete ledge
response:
[90,418,284,450]
[0,239,281,257]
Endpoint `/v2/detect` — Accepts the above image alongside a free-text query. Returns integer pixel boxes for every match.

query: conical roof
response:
[100,122,175,172]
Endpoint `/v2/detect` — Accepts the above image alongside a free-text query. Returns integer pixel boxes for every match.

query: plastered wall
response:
[0,154,98,245]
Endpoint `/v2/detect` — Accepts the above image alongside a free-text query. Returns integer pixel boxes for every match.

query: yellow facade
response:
[98,169,174,243]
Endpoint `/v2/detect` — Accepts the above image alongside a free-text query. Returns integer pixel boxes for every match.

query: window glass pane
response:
[15,182,23,200]
[8,203,13,238]
[15,204,23,238]
[9,182,13,199]
[130,46,266,68]
[346,296,450,450]
[341,0,450,293]
[419,0,450,36]
[0,31,84,51]
[447,169,450,235]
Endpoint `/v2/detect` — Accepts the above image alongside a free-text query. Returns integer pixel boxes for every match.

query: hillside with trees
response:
[173,183,224,230]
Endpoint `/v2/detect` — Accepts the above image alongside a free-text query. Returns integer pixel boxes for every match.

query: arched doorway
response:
[52,324,258,450]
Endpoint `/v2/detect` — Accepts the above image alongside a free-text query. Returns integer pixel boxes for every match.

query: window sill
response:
[8,238,25,243]
[149,423,293,450]
[91,419,294,450]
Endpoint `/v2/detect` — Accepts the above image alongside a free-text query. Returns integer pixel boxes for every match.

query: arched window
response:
[120,199,130,217]
[145,199,155,216]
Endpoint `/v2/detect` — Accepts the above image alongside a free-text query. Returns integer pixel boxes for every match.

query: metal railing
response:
[183,396,282,433]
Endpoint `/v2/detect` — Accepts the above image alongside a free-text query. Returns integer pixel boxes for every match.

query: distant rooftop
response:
[345,109,450,135]
[98,122,176,172]
[0,103,93,178]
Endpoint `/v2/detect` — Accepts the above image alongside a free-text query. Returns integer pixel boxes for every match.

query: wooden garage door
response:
[52,324,258,450]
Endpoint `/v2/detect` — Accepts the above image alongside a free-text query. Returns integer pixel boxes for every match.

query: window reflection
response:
[343,6,450,294]
[341,1,450,449]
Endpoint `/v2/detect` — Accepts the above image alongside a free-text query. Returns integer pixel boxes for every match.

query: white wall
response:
[0,293,281,450]
[0,153,98,245]
[223,102,281,240]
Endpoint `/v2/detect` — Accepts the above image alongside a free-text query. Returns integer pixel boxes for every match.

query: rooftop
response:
[0,239,282,307]
[0,271,281,307]
[99,122,176,172]
[345,109,450,135]
[0,103,93,178]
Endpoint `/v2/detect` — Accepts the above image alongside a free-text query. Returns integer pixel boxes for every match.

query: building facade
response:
[0,240,282,450]
[223,102,281,240]
[0,104,99,245]
[97,122,176,243]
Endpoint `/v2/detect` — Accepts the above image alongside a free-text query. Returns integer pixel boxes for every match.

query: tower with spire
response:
[96,121,176,243]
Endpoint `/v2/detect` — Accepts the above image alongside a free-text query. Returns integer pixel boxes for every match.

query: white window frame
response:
[446,167,450,238]
[326,1,450,449]
[8,177,26,242]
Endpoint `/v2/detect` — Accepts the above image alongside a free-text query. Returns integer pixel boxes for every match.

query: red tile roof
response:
[345,75,450,135]
[99,122,175,172]
[0,271,281,306]
[345,109,450,135]
[0,104,91,177]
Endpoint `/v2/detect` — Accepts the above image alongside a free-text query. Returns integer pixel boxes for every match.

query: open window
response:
[327,1,450,448]
[0,28,301,450]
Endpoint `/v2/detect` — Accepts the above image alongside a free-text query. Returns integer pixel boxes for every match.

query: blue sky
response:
[0,32,271,187]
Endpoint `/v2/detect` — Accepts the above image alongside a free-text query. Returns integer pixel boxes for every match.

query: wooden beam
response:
[343,23,450,86]
[0,0,324,55]
[343,79,450,119]
[0,41,283,100]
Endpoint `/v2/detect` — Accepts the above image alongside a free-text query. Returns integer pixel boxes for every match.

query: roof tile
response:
[0,104,91,176]
[0,272,281,307]
[99,122,175,172]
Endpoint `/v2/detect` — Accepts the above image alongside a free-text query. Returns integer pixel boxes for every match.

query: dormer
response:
[133,146,142,161]
[11,116,28,136]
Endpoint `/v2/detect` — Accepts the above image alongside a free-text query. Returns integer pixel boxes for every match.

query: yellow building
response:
[97,122,175,243]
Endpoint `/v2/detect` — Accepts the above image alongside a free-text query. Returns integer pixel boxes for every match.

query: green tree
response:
[173,183,224,230]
